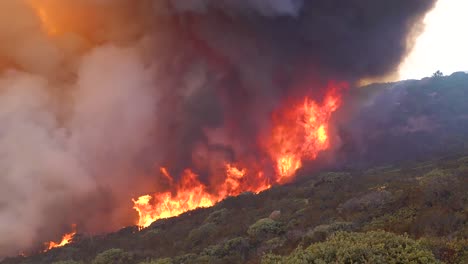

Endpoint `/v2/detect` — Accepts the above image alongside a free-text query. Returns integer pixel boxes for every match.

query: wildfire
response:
[133,169,216,228]
[133,82,346,229]
[133,164,271,229]
[266,82,345,183]
[44,225,77,252]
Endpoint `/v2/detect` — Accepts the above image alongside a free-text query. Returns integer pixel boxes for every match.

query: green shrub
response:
[247,218,283,241]
[139,258,173,264]
[204,209,228,224]
[263,231,439,264]
[92,248,133,264]
[187,223,217,246]
[51,261,83,264]
[363,207,417,233]
[420,169,458,206]
[303,221,355,244]
[419,237,468,264]
[199,237,250,263]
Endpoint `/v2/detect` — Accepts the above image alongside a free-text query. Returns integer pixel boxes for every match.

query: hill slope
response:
[3,73,468,264]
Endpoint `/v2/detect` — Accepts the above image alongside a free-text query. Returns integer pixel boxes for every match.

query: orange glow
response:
[133,164,271,229]
[133,82,346,228]
[28,0,60,36]
[27,0,98,39]
[133,169,216,228]
[44,225,76,252]
[266,83,345,183]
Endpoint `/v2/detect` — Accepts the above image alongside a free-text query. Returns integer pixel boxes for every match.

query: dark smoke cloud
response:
[158,0,437,175]
[170,0,304,17]
[0,0,435,257]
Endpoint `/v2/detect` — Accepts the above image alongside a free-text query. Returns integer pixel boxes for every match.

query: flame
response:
[133,164,270,229]
[133,169,216,228]
[133,82,346,229]
[266,83,345,183]
[44,225,76,252]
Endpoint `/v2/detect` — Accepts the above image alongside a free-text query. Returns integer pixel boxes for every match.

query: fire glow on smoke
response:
[133,82,346,228]
[17,0,434,255]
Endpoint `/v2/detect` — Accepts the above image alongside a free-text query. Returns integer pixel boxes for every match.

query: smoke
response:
[0,0,436,257]
[170,0,304,17]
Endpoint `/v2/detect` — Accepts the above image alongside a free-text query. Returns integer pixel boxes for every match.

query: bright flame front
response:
[266,84,344,183]
[44,225,76,252]
[133,82,346,228]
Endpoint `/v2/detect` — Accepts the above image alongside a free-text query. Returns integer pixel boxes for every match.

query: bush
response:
[263,231,439,264]
[247,218,283,241]
[139,258,173,264]
[339,190,393,213]
[92,248,133,264]
[51,261,83,264]
[204,209,228,224]
[420,169,458,206]
[363,207,417,233]
[303,221,355,244]
[419,237,468,264]
[187,223,217,246]
[201,237,250,260]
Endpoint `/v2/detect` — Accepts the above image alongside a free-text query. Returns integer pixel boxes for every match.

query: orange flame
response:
[44,225,76,252]
[133,82,346,229]
[266,83,345,183]
[133,164,270,229]
[133,169,216,228]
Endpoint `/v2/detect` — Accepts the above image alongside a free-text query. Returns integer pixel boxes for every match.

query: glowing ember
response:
[133,82,346,228]
[44,225,76,252]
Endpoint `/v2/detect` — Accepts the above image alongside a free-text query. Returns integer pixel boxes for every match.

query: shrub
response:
[92,248,133,264]
[303,221,355,244]
[51,261,83,264]
[420,169,458,206]
[419,237,468,264]
[263,231,439,264]
[339,190,393,213]
[201,237,250,259]
[204,209,228,224]
[187,223,217,246]
[363,207,417,233]
[139,258,173,264]
[247,218,283,241]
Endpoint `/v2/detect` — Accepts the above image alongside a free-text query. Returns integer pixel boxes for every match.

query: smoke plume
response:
[0,0,435,256]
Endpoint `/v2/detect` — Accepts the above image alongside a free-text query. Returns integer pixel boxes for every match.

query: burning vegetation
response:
[0,0,437,257]
[43,225,76,252]
[133,82,346,228]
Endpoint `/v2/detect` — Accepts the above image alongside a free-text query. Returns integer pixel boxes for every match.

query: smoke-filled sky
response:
[399,0,468,79]
[0,0,436,257]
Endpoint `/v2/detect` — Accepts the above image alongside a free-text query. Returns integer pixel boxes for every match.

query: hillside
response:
[3,73,468,264]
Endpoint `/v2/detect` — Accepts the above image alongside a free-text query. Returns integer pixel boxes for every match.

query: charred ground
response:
[3,73,468,263]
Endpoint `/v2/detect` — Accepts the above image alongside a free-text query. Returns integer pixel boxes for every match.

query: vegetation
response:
[262,231,439,264]
[2,74,467,263]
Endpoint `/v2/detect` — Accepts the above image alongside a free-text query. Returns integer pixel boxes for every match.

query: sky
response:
[399,0,468,80]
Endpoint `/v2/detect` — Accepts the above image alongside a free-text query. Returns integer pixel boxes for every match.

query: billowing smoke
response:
[0,0,435,257]
[170,0,304,16]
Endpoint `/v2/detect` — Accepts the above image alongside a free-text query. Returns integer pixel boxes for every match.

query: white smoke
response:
[0,44,159,256]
